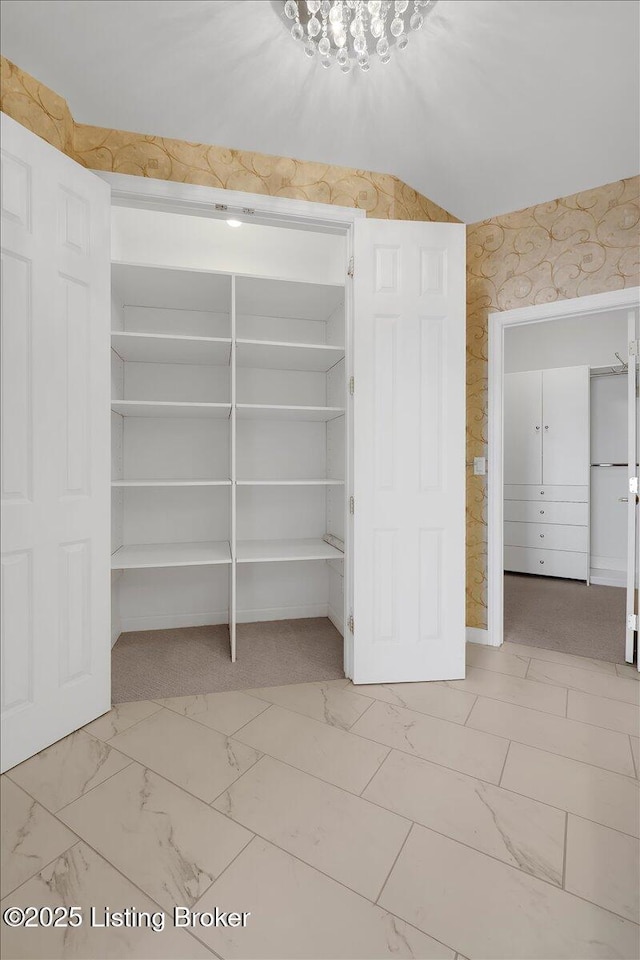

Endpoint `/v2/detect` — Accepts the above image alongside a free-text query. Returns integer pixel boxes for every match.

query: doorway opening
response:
[487,289,640,668]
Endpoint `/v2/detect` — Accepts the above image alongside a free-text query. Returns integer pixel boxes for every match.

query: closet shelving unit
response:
[110,263,346,657]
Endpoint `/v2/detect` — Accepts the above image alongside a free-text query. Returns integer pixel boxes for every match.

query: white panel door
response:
[542,365,589,485]
[352,220,466,683]
[1,115,111,771]
[626,307,639,665]
[504,371,542,484]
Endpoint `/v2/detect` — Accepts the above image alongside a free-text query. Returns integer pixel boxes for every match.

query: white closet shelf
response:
[111,332,231,366]
[236,538,344,563]
[112,479,231,487]
[236,404,344,422]
[111,540,231,569]
[236,339,344,373]
[236,479,344,485]
[111,401,231,419]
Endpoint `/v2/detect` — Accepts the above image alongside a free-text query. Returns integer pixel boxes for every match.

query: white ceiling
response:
[1,0,638,221]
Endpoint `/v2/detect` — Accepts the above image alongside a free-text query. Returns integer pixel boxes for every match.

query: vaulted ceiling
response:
[1,0,638,221]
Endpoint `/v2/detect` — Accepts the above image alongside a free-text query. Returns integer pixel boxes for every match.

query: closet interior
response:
[110,207,348,661]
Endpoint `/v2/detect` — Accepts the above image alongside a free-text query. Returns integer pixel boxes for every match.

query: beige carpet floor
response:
[504,573,627,664]
[111,617,344,703]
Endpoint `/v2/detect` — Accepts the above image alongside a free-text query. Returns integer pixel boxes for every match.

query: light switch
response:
[473,457,486,476]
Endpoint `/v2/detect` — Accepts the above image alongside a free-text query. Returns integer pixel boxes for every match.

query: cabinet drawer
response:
[504,484,588,503]
[504,521,588,552]
[505,545,588,580]
[504,500,588,525]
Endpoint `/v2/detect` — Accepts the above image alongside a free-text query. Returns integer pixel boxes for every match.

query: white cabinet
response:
[504,366,589,581]
[1,115,467,770]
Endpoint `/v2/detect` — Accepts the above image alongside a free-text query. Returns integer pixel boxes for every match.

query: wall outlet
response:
[473,457,486,476]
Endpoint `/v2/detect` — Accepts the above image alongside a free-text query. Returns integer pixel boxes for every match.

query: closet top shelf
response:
[111,400,231,419]
[236,404,345,422]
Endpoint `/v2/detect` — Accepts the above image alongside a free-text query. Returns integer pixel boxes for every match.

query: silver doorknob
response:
[618,497,629,502]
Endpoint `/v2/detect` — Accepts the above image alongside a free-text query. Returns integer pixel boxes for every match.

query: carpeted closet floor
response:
[111,617,344,703]
[504,573,627,664]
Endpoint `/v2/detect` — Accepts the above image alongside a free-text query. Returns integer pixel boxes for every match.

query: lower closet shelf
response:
[111,540,232,569]
[236,538,344,563]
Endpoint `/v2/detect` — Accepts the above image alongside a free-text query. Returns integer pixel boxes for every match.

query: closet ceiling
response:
[1,0,638,221]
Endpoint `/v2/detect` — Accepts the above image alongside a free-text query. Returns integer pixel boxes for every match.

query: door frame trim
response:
[98,172,365,677]
[487,286,640,649]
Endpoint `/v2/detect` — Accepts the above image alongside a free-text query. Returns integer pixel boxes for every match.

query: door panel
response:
[504,372,542,484]
[542,366,589,485]
[626,308,639,665]
[1,114,111,771]
[352,220,465,683]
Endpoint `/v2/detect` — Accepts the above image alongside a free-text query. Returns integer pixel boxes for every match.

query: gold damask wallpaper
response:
[0,57,457,223]
[466,177,640,628]
[2,56,639,629]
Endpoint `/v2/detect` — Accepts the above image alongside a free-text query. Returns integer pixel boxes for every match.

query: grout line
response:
[52,757,136,815]
[564,687,569,718]
[463,694,479,726]
[358,746,391,796]
[629,735,639,779]
[374,821,413,905]
[0,837,83,900]
[158,697,272,737]
[208,752,266,807]
[561,811,569,890]
[497,740,512,787]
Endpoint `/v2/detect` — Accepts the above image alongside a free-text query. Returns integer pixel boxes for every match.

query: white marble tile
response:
[214,755,409,900]
[379,825,639,960]
[616,662,640,681]
[567,689,640,736]
[348,679,476,724]
[349,700,509,783]
[83,700,162,741]
[191,837,455,959]
[565,815,639,923]
[1,777,76,898]
[157,690,269,735]
[443,666,567,715]
[108,708,260,802]
[8,730,131,812]
[502,743,640,837]
[631,736,639,778]
[468,697,635,775]
[467,643,530,678]
[363,750,565,885]
[234,705,388,793]
[504,641,617,676]
[527,659,640,705]
[0,842,213,959]
[59,763,252,911]
[245,680,372,730]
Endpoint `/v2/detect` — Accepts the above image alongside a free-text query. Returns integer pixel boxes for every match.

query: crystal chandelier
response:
[284,0,434,72]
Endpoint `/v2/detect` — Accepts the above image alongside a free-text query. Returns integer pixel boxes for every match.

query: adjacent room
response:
[1,2,638,960]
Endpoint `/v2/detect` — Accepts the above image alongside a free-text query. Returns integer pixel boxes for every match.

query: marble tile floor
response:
[2,641,639,960]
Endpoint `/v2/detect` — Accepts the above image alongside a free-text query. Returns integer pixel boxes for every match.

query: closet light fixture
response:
[226,219,243,228]
[284,0,434,72]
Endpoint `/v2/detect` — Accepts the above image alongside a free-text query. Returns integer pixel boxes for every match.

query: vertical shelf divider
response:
[230,275,237,661]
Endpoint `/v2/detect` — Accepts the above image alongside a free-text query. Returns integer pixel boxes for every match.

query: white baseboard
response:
[119,604,330,634]
[111,621,122,647]
[591,556,625,572]
[328,605,344,637]
[466,626,493,646]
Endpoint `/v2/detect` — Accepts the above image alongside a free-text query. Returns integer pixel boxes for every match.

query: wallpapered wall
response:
[0,57,457,223]
[2,56,639,630]
[466,177,640,628]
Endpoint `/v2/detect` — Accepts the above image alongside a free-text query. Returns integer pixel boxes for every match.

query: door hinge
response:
[349,496,355,514]
[347,256,354,278]
[630,477,639,495]
[348,614,354,633]
[349,376,355,396]
[630,340,640,358]
[627,614,638,631]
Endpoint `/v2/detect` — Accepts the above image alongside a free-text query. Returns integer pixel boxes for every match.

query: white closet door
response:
[1,115,111,771]
[626,307,639,666]
[542,365,589,485]
[504,371,542,484]
[352,219,465,683]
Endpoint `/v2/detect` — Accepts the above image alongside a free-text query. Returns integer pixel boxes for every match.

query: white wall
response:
[504,311,626,373]
[112,206,346,286]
